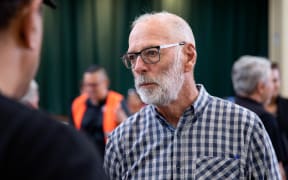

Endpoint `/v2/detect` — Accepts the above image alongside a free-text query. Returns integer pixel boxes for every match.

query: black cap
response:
[43,0,56,9]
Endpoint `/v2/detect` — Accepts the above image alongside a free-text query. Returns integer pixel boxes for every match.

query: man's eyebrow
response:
[128,45,160,53]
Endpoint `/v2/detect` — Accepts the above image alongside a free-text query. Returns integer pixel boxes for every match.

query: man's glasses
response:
[121,42,185,69]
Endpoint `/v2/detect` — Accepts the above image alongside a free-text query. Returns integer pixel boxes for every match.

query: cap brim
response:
[43,0,56,9]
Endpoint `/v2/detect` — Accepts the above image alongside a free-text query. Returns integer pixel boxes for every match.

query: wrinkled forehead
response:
[128,19,175,50]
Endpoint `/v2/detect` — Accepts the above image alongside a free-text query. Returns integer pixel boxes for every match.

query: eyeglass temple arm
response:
[159,42,186,49]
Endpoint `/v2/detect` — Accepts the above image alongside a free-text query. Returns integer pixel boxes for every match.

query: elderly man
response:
[104,12,281,179]
[0,0,107,179]
[232,55,287,179]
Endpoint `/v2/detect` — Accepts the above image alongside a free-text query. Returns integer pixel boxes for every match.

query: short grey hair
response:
[131,11,196,46]
[232,55,271,96]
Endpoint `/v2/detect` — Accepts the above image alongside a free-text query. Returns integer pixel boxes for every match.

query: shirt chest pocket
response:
[191,156,242,180]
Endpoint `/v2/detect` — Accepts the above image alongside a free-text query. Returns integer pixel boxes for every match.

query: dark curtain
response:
[38,0,268,116]
[188,0,268,98]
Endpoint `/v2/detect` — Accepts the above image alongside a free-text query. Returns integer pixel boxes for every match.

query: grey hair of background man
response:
[232,55,272,97]
[131,11,196,47]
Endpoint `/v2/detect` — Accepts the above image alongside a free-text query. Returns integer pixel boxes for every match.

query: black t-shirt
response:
[276,96,288,134]
[82,98,106,158]
[235,96,285,162]
[0,94,108,180]
[76,97,130,158]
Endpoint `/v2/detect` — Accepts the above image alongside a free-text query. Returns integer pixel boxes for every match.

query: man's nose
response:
[133,55,148,73]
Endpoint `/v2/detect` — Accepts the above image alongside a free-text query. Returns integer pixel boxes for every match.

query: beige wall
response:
[269,0,288,97]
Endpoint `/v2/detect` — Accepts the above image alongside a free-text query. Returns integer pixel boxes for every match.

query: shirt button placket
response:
[174,129,183,179]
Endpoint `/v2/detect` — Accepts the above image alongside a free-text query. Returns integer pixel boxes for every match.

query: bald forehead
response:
[132,12,185,29]
[129,18,172,44]
[130,12,195,45]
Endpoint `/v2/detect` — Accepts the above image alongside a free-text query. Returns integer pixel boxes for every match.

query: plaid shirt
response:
[104,85,280,179]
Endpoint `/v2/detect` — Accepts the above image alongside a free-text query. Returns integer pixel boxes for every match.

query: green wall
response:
[38,0,268,115]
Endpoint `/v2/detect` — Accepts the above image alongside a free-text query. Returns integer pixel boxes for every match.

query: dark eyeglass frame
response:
[121,42,185,69]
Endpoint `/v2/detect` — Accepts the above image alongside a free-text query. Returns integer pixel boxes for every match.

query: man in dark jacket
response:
[232,55,286,179]
[0,0,107,179]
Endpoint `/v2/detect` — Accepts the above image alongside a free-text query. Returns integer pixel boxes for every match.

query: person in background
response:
[70,64,129,159]
[20,79,39,109]
[126,88,145,114]
[265,62,288,176]
[0,0,107,179]
[232,55,286,179]
[104,11,281,179]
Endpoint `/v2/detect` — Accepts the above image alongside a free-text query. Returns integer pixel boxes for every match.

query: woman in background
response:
[265,62,288,176]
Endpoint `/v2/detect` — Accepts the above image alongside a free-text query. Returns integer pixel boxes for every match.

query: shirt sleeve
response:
[247,116,281,179]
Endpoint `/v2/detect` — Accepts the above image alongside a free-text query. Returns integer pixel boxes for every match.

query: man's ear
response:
[183,43,197,72]
[19,0,42,49]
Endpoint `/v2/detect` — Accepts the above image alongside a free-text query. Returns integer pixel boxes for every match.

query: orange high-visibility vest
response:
[71,91,123,140]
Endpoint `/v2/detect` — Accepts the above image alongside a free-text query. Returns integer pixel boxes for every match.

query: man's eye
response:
[143,49,158,57]
[127,54,137,61]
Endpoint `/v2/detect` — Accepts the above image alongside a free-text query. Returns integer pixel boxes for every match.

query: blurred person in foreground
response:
[232,55,286,179]
[70,65,129,158]
[0,0,107,179]
[265,62,288,175]
[104,11,281,179]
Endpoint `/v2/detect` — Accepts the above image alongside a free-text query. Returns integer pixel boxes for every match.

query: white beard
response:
[135,49,184,106]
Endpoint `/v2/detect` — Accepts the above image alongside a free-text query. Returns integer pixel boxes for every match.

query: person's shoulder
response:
[257,110,278,127]
[0,94,30,115]
[0,94,48,128]
[72,93,88,105]
[0,95,107,179]
[109,105,152,141]
[278,95,288,105]
[210,97,268,139]
[209,96,262,125]
[197,85,259,123]
[0,94,90,152]
[0,94,55,124]
[108,90,124,99]
[210,95,253,113]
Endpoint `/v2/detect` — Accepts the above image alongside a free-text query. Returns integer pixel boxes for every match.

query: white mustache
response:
[135,76,158,87]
